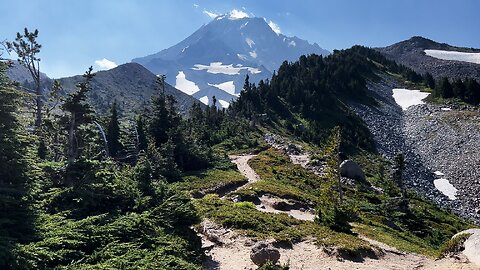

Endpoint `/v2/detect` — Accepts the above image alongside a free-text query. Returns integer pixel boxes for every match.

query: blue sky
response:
[1,0,478,78]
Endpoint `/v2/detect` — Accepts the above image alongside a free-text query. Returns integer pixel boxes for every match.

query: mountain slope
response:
[56,63,201,115]
[6,61,49,84]
[377,36,480,79]
[132,14,329,108]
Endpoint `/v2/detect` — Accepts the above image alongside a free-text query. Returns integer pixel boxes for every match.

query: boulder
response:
[250,241,280,266]
[339,160,366,181]
[285,143,302,155]
[453,229,480,267]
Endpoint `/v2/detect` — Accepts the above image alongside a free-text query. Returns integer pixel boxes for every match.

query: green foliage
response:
[10,159,202,269]
[6,27,43,127]
[195,194,370,252]
[257,261,290,270]
[424,72,435,89]
[0,60,37,269]
[106,101,122,157]
[230,48,384,154]
[438,233,471,258]
[175,168,246,196]
[243,149,322,204]
[433,76,480,105]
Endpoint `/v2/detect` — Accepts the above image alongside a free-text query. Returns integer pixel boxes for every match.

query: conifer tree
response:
[424,72,435,89]
[106,101,122,157]
[465,78,480,104]
[61,66,95,181]
[452,79,466,100]
[6,28,43,127]
[0,60,34,267]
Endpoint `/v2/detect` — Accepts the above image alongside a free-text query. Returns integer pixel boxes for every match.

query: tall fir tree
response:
[0,60,35,268]
[6,28,43,127]
[106,101,122,157]
[61,66,95,182]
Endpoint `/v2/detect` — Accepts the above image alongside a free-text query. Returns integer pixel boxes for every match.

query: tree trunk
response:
[34,80,42,127]
[66,113,76,184]
[67,114,76,164]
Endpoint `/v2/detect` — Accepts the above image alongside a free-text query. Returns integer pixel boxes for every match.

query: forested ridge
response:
[1,29,478,269]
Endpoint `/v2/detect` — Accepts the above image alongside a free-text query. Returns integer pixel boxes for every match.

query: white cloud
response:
[203,9,219,19]
[267,20,281,35]
[94,58,117,70]
[229,9,249,19]
[193,3,199,8]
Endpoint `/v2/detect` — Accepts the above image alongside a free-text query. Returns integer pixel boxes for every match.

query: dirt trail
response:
[228,154,316,221]
[202,152,479,269]
[228,155,259,193]
[202,233,477,270]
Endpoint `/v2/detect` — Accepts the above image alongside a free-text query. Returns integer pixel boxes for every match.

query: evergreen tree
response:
[465,78,480,105]
[106,101,122,157]
[424,72,435,89]
[438,77,454,99]
[61,66,95,182]
[149,77,172,147]
[452,79,466,100]
[6,28,43,127]
[136,116,148,152]
[0,60,34,267]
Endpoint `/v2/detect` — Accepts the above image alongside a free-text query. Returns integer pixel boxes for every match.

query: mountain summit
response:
[377,36,480,80]
[132,14,329,108]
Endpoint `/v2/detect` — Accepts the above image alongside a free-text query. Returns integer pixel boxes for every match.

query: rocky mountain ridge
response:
[377,36,480,80]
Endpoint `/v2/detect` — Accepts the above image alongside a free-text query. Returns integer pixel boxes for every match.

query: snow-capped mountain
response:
[132,13,329,108]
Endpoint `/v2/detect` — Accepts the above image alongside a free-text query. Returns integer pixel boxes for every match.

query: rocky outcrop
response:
[340,160,366,181]
[453,229,480,267]
[250,241,281,266]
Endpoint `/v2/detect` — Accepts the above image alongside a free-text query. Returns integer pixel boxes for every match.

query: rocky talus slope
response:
[351,75,480,222]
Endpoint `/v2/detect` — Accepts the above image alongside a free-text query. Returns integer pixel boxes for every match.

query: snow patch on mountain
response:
[199,96,209,105]
[208,81,236,96]
[237,54,247,61]
[245,38,255,48]
[249,51,258,58]
[192,62,261,75]
[266,19,281,35]
[434,178,458,200]
[218,100,230,108]
[392,88,430,110]
[175,71,200,95]
[424,50,480,65]
[288,40,296,47]
[240,21,249,29]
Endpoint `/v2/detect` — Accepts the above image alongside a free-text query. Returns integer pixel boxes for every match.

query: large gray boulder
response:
[339,160,366,181]
[453,229,480,267]
[250,241,280,266]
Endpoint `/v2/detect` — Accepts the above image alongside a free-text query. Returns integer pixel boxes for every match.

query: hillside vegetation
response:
[1,31,476,270]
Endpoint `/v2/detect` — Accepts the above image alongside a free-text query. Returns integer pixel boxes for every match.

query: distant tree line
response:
[430,75,480,104]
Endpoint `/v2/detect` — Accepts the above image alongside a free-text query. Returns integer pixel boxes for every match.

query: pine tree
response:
[106,101,122,157]
[437,77,454,99]
[424,72,435,89]
[61,66,95,182]
[465,78,480,105]
[452,79,466,100]
[6,28,43,127]
[0,60,34,267]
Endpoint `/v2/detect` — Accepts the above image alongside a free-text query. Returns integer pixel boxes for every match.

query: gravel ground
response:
[351,75,480,222]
